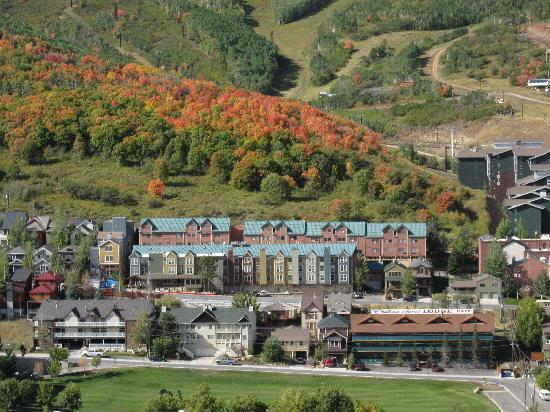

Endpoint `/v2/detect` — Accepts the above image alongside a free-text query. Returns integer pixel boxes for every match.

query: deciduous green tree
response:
[51,209,70,249]
[400,269,415,298]
[260,173,291,204]
[515,219,529,238]
[232,292,259,311]
[37,381,55,412]
[534,270,548,299]
[515,298,544,350]
[262,336,283,363]
[197,257,218,292]
[495,215,512,239]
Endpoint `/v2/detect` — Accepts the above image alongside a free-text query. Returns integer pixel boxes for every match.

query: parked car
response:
[403,295,417,302]
[352,363,369,371]
[323,358,336,368]
[295,357,306,365]
[353,292,363,299]
[81,348,103,358]
[458,298,474,304]
[149,355,167,362]
[408,363,421,371]
[259,290,268,297]
[539,389,550,401]
[216,357,241,366]
[431,364,444,372]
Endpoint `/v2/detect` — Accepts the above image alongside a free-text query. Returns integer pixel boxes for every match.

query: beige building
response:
[272,326,311,360]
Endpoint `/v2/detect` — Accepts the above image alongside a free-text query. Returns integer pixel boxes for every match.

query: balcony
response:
[54,331,125,338]
[55,322,125,327]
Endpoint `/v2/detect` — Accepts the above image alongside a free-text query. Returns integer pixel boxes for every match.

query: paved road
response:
[22,353,537,412]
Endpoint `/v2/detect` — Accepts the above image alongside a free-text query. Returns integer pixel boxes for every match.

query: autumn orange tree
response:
[147,179,165,199]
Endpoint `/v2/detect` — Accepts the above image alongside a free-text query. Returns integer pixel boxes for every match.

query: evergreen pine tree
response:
[442,331,450,367]
[472,324,479,368]
[458,327,464,367]
[396,344,403,367]
[487,342,496,369]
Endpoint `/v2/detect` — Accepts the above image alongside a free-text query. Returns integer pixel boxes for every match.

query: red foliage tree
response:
[331,198,352,220]
[435,191,455,214]
[147,178,165,199]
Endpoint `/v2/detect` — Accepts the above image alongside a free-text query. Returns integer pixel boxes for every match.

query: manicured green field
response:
[56,368,496,412]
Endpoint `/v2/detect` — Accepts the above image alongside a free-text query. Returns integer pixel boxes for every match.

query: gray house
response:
[326,292,352,317]
[448,274,502,304]
[0,211,28,246]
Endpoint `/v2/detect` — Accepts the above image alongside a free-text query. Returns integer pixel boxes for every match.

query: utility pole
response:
[449,127,456,158]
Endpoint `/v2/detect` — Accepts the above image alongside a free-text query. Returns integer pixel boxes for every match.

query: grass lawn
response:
[0,319,33,348]
[57,368,496,412]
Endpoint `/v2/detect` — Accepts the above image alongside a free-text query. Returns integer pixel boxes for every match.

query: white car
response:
[539,389,550,401]
[81,348,103,358]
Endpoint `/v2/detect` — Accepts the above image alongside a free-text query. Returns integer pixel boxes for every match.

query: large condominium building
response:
[129,243,357,291]
[243,220,426,259]
[138,218,231,245]
[33,299,155,351]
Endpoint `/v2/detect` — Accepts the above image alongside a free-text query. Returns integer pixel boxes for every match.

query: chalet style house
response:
[301,287,324,335]
[33,299,154,351]
[139,218,231,245]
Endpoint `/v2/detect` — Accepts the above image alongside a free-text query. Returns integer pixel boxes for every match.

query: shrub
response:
[260,173,291,204]
[273,0,330,24]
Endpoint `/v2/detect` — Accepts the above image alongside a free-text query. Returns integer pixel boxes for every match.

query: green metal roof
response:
[140,217,230,232]
[243,220,306,236]
[304,221,366,236]
[131,243,356,257]
[366,223,426,237]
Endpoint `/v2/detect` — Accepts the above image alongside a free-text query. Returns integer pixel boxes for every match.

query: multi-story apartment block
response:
[242,220,426,260]
[139,218,231,245]
[171,306,256,357]
[33,299,155,351]
[130,244,356,291]
[129,245,226,291]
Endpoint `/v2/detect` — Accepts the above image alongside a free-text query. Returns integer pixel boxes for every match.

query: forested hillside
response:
[0,26,489,239]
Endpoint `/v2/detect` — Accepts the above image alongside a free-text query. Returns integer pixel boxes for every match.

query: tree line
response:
[272,0,330,25]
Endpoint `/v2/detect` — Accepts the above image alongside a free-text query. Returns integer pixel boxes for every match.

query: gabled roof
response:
[272,326,311,342]
[384,261,407,271]
[516,174,549,186]
[410,258,433,269]
[58,245,78,253]
[34,244,55,255]
[170,307,256,324]
[366,223,426,237]
[318,313,349,329]
[503,198,546,210]
[351,313,495,334]
[29,284,56,295]
[305,221,366,237]
[140,217,230,233]
[34,271,58,282]
[244,220,306,236]
[8,246,25,255]
[1,212,27,231]
[301,287,324,312]
[35,299,154,321]
[326,293,352,314]
[10,268,33,283]
[26,215,51,231]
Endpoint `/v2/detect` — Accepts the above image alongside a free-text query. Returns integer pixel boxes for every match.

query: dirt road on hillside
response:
[62,6,153,68]
[427,35,550,106]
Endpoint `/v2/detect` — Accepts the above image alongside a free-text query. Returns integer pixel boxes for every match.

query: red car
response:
[323,358,336,368]
[432,364,444,372]
[352,363,369,371]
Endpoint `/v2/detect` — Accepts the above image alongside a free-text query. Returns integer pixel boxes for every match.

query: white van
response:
[538,389,550,401]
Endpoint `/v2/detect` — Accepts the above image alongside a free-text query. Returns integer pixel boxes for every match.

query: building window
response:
[131,267,139,276]
[168,267,176,274]
[307,273,315,282]
[339,264,347,272]
[339,256,348,263]
[340,273,348,282]
[372,248,379,254]
[186,267,193,274]
[105,245,113,252]
[167,258,176,265]
[276,265,284,272]
[105,255,114,262]
[131,258,138,265]
[186,257,193,264]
